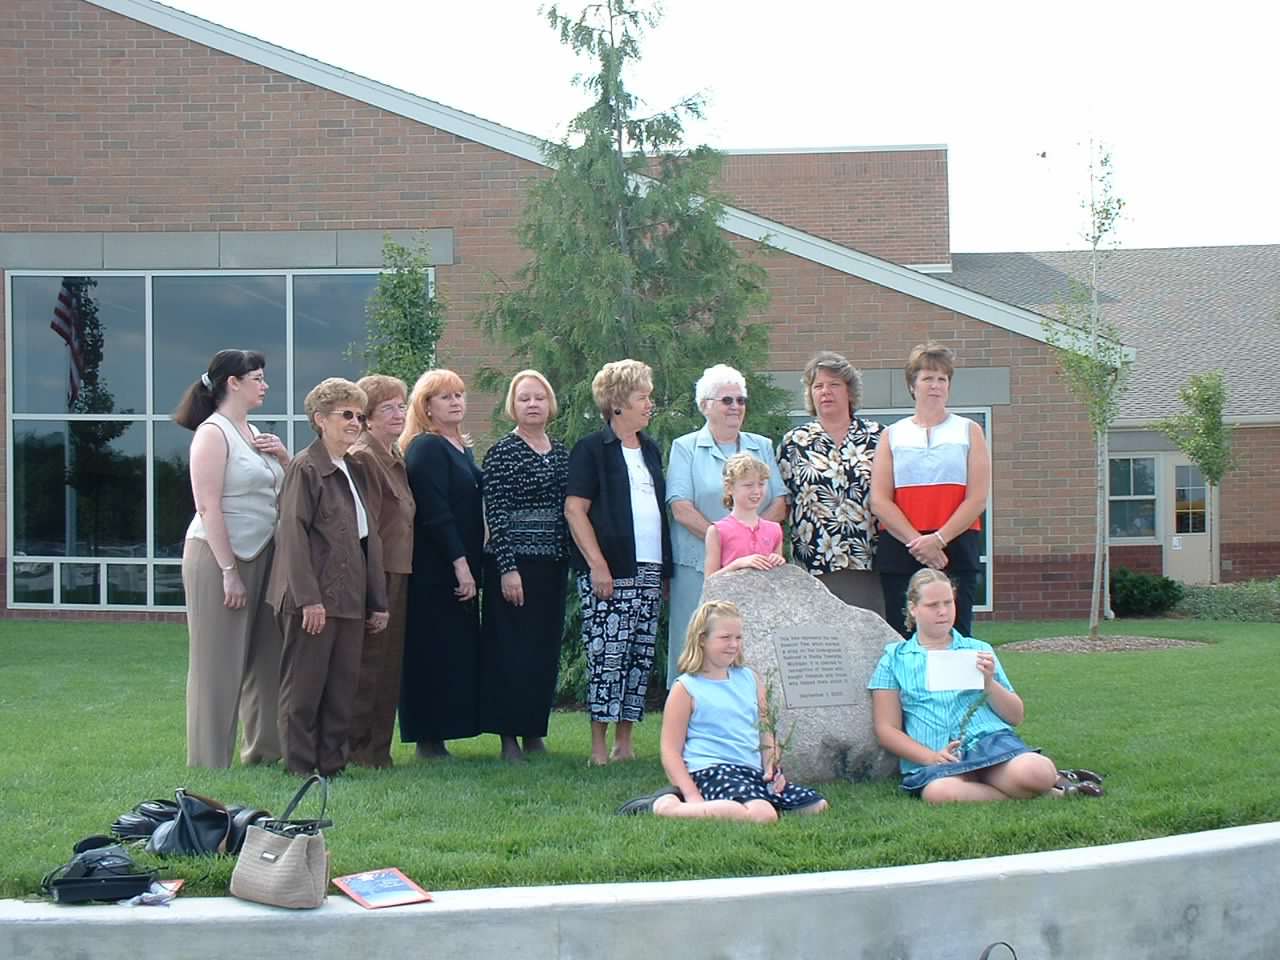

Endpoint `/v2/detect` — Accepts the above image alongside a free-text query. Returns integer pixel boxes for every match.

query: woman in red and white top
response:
[870,342,990,638]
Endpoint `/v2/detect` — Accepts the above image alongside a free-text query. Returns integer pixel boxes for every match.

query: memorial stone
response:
[699,564,899,783]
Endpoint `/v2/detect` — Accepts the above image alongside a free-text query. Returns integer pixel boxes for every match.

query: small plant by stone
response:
[758,668,797,780]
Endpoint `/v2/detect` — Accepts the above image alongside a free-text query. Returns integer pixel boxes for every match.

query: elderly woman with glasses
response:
[344,375,415,768]
[268,377,389,778]
[565,359,672,766]
[664,364,786,687]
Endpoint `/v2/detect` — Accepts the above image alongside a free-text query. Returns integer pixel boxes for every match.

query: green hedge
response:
[1110,567,1184,617]
[1175,578,1280,622]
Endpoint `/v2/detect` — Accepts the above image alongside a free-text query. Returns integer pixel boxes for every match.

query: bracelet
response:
[933,532,947,548]
[219,562,236,573]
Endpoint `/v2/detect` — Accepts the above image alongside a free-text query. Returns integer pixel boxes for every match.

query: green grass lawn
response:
[1,616,1276,899]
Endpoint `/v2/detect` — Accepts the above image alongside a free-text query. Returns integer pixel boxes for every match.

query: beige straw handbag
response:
[229,775,331,909]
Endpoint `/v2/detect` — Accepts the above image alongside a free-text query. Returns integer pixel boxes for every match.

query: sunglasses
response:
[716,396,748,407]
[333,409,368,424]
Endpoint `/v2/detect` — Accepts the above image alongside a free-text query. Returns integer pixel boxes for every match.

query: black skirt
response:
[479,556,568,737]
[399,572,482,743]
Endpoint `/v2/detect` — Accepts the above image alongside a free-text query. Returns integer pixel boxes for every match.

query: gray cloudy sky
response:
[165,0,1280,253]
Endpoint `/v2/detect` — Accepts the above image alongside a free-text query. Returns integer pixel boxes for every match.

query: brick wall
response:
[715,150,950,268]
[2,0,1105,620]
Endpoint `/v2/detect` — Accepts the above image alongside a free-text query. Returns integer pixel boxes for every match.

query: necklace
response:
[515,427,551,454]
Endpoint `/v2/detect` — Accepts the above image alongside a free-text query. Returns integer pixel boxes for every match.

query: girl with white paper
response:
[867,569,1062,803]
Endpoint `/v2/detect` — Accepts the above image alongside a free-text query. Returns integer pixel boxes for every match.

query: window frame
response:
[1107,455,1160,544]
[5,267,426,612]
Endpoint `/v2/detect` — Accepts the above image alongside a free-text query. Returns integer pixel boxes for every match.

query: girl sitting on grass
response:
[618,600,828,821]
[704,454,787,576]
[868,568,1065,803]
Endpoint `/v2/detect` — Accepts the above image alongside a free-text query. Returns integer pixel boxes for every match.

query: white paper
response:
[925,650,984,691]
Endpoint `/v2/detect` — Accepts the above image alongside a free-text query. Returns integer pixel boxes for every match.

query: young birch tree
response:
[478,0,788,452]
[1044,146,1129,640]
[353,235,445,385]
[1157,372,1234,583]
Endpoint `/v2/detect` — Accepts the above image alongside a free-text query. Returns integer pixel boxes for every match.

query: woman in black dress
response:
[480,370,570,763]
[399,369,482,759]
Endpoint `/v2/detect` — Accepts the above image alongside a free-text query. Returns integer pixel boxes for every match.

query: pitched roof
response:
[88,0,1070,351]
[946,246,1280,422]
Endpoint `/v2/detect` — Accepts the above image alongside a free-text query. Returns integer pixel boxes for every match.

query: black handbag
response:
[144,788,270,857]
[42,836,156,903]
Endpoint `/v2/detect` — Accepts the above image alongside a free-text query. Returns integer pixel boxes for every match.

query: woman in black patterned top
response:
[777,351,885,614]
[480,370,571,762]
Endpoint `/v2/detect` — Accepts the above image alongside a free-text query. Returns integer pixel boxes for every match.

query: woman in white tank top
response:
[174,349,290,768]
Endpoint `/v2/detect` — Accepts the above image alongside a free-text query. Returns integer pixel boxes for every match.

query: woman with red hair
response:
[399,369,483,759]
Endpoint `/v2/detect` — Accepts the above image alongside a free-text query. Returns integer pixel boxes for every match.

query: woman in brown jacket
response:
[268,377,389,777]
[346,375,415,768]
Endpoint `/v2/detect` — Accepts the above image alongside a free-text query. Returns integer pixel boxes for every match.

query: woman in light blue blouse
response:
[665,364,786,688]
[868,568,1060,803]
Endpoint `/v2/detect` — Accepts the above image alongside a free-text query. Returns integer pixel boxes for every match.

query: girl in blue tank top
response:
[618,600,827,821]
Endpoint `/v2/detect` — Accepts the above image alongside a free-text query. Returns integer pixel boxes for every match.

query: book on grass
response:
[333,868,433,909]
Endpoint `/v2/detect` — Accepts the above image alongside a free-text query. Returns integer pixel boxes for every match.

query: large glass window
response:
[293,274,379,412]
[1109,457,1157,539]
[7,269,394,610]
[12,420,146,557]
[10,276,146,415]
[152,275,287,416]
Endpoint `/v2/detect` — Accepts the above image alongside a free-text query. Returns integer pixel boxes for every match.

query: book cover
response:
[333,868,433,909]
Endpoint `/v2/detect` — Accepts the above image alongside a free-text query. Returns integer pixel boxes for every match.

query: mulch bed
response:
[1002,635,1208,653]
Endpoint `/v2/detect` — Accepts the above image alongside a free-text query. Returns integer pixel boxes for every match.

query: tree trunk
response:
[1208,481,1220,584]
[1089,426,1105,641]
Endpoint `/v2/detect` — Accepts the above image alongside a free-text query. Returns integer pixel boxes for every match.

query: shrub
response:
[1175,578,1280,622]
[1110,567,1185,617]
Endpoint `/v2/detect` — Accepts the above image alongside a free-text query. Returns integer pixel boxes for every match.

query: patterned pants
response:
[691,763,826,812]
[578,563,662,723]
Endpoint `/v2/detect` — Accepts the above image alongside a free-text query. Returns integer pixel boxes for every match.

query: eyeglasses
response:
[377,402,408,414]
[716,396,748,407]
[332,410,368,424]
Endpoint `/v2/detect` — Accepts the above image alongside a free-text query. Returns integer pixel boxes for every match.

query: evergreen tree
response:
[480,0,787,451]
[354,235,445,385]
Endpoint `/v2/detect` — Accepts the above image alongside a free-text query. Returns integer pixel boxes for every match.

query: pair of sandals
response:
[1054,767,1104,798]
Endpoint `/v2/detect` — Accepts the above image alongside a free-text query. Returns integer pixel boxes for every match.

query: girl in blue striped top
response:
[868,569,1060,803]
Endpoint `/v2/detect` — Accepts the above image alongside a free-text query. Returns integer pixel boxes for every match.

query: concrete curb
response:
[4,822,1278,959]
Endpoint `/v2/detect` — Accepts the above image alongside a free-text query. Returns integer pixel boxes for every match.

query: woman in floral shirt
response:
[777,351,884,614]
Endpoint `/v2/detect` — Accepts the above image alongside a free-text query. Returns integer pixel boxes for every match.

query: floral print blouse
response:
[776,417,883,574]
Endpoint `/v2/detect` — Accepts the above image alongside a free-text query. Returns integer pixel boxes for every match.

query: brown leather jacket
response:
[347,435,415,576]
[267,437,388,618]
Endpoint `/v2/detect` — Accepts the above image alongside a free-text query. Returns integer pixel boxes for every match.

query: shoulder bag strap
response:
[279,775,328,822]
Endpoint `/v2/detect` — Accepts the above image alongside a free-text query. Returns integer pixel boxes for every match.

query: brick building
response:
[3,0,1276,620]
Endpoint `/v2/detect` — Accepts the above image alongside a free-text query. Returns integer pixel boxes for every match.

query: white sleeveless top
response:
[185,413,285,559]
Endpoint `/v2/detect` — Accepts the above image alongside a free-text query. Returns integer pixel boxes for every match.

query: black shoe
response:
[616,785,682,816]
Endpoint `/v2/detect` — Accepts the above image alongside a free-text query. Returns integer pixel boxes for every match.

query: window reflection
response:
[13,421,146,557]
[153,419,287,559]
[293,274,379,412]
[12,563,54,604]
[108,564,148,605]
[62,563,101,604]
[152,276,286,416]
[10,276,146,415]
[154,565,185,606]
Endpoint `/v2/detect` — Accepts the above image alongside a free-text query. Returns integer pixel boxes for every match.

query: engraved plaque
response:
[770,625,859,709]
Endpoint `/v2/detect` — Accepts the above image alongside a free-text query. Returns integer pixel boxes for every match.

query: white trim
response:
[4,271,14,609]
[720,144,947,156]
[80,1,1110,354]
[905,263,953,275]
[1114,414,1279,428]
